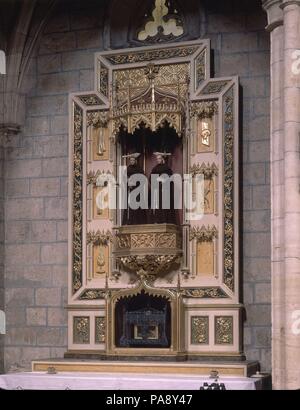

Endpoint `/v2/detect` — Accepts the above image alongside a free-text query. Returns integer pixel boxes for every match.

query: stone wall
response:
[203,0,271,371]
[3,0,271,371]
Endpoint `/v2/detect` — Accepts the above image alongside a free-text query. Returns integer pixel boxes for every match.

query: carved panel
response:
[197,117,215,153]
[87,230,111,279]
[95,317,106,344]
[201,80,230,95]
[78,95,103,106]
[72,103,83,294]
[73,317,90,344]
[98,62,109,98]
[79,289,106,300]
[215,316,233,345]
[191,101,218,154]
[87,111,109,128]
[131,233,155,248]
[196,241,214,277]
[182,288,228,299]
[93,244,110,278]
[191,316,209,344]
[156,233,177,248]
[195,50,206,89]
[190,226,217,278]
[223,87,235,291]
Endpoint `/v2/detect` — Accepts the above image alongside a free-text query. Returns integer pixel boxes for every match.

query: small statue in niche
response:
[96,247,106,274]
[150,152,177,224]
[122,153,147,225]
[197,118,214,153]
[97,127,106,156]
[201,121,211,147]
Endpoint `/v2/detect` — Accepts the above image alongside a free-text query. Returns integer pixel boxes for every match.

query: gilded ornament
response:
[72,103,83,294]
[182,287,229,299]
[190,101,218,119]
[95,317,106,344]
[195,50,206,88]
[73,317,90,344]
[87,110,109,128]
[190,162,218,178]
[99,63,109,97]
[105,45,200,65]
[119,254,181,276]
[87,230,113,246]
[201,81,230,95]
[190,225,218,242]
[78,95,103,106]
[215,316,233,345]
[191,316,209,344]
[223,88,235,291]
[79,289,106,300]
[87,170,112,185]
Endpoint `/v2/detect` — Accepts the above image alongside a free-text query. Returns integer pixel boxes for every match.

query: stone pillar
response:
[281,0,300,390]
[263,0,300,389]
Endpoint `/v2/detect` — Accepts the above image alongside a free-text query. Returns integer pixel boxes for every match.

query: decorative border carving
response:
[87,110,109,128]
[195,50,206,88]
[190,225,218,242]
[201,80,230,95]
[190,101,218,119]
[78,95,103,106]
[105,45,200,65]
[87,170,112,185]
[87,230,113,246]
[99,62,109,98]
[182,287,229,299]
[223,87,235,292]
[190,162,218,178]
[79,289,107,300]
[78,286,229,300]
[72,103,83,294]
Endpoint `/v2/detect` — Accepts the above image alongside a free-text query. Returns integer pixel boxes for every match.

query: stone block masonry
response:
[206,1,271,371]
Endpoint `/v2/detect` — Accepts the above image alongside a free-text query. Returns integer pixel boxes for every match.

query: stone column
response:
[281,0,300,390]
[262,0,285,389]
[263,0,300,389]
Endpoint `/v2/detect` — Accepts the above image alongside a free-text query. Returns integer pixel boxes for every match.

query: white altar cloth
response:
[0,372,262,390]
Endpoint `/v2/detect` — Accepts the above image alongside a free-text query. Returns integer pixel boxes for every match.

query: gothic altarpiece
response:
[67,39,243,360]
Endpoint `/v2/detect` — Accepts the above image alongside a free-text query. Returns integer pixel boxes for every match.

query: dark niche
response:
[115,291,171,348]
